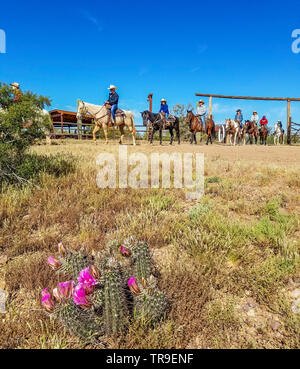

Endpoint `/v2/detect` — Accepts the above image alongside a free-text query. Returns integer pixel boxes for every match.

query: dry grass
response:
[0,140,300,349]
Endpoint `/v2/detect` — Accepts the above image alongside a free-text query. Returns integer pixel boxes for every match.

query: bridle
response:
[78,101,110,120]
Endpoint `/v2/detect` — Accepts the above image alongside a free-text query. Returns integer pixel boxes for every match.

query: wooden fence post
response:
[287,100,291,145]
[209,96,212,118]
[77,118,82,140]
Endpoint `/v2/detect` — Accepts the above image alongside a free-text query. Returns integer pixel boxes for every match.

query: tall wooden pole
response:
[287,100,291,145]
[147,93,153,112]
[209,96,212,118]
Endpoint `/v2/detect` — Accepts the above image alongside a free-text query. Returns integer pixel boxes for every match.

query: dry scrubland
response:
[1,140,300,349]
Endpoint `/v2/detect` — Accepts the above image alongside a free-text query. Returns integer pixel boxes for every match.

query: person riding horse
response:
[277,120,284,133]
[159,99,169,129]
[251,111,259,130]
[235,109,243,129]
[260,115,268,128]
[105,85,119,125]
[196,100,207,127]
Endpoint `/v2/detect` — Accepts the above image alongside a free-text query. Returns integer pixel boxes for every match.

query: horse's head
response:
[185,110,193,125]
[76,100,86,119]
[141,111,149,126]
[225,119,231,129]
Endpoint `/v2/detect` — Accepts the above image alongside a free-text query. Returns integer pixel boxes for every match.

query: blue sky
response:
[1,0,300,129]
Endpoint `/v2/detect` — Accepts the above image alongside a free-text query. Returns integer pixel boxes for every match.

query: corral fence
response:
[195,93,300,145]
[291,119,300,143]
[49,110,147,141]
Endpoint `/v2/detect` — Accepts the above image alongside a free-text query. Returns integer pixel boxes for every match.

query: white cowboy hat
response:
[198,100,205,104]
[10,82,20,88]
[107,85,117,90]
[161,98,167,102]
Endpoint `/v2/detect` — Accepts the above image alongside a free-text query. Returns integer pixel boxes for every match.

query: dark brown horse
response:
[244,120,259,145]
[259,125,268,145]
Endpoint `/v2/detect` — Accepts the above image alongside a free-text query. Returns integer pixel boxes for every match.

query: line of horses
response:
[76,100,284,146]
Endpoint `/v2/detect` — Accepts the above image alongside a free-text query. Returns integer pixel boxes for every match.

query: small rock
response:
[0,255,8,264]
[288,278,295,287]
[270,320,281,331]
[242,304,250,312]
[247,309,256,317]
[291,289,300,300]
[291,298,300,314]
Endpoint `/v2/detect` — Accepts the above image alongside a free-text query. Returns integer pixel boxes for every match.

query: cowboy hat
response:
[198,100,205,104]
[161,98,167,102]
[107,85,117,90]
[253,111,257,113]
[10,82,20,88]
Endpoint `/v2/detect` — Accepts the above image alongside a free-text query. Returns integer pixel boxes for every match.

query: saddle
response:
[195,114,205,125]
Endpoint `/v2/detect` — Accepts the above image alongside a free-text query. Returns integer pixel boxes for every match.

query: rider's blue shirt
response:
[159,104,169,115]
[108,92,119,106]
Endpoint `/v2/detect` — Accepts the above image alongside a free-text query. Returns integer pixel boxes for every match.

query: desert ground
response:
[1,140,299,349]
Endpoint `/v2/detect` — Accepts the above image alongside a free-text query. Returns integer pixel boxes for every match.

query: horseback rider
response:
[235,109,243,129]
[196,99,207,127]
[251,111,259,130]
[106,85,119,125]
[277,120,283,131]
[10,82,22,101]
[159,99,169,129]
[260,115,268,129]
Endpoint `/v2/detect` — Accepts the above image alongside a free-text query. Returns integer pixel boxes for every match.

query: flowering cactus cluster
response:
[41,238,168,343]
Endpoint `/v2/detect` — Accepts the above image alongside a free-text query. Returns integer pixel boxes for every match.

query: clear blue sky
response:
[1,0,300,129]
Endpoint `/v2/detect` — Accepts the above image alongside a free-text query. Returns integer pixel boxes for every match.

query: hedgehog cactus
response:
[59,248,92,280]
[132,276,168,325]
[42,239,168,343]
[103,258,129,335]
[54,301,103,341]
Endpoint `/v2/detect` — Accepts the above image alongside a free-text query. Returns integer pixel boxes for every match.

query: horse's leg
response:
[150,126,156,144]
[169,128,174,145]
[93,125,100,143]
[194,132,197,145]
[119,124,125,144]
[176,126,180,144]
[159,127,163,145]
[103,124,109,144]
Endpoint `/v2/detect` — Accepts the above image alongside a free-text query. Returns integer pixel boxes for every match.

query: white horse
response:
[77,100,136,145]
[225,119,240,146]
[274,123,284,145]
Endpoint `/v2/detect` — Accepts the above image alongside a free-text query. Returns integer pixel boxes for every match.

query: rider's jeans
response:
[201,114,206,125]
[111,104,118,121]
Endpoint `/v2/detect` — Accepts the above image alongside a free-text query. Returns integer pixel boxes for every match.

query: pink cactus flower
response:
[58,242,66,256]
[77,267,98,294]
[47,256,61,270]
[41,288,50,298]
[73,284,92,309]
[120,246,131,257]
[57,281,75,299]
[41,290,55,312]
[52,288,62,302]
[128,277,141,295]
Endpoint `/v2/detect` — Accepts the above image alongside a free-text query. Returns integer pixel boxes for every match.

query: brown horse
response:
[185,110,205,144]
[259,124,268,145]
[244,120,259,145]
[205,117,216,145]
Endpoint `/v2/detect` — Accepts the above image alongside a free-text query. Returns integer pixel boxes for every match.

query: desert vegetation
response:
[0,140,299,349]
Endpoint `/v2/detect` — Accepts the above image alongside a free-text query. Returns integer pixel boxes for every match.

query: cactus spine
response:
[54,301,103,341]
